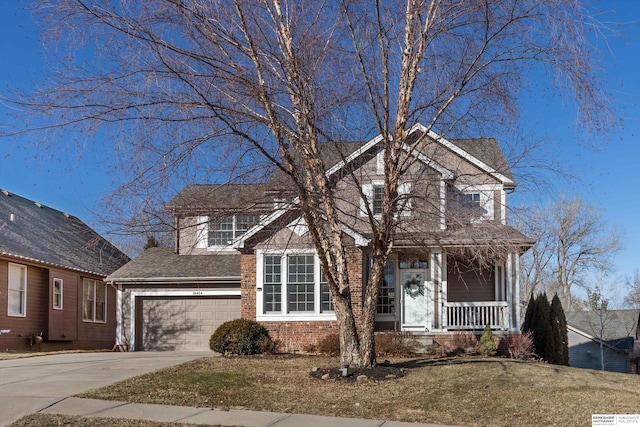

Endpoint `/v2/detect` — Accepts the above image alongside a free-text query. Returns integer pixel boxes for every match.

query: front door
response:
[401,269,429,330]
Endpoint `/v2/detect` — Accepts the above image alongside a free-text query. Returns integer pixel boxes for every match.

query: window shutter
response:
[360,184,373,216]
[398,182,412,216]
[196,216,208,248]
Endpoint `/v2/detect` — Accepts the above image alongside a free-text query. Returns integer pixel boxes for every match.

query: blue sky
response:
[1,2,639,289]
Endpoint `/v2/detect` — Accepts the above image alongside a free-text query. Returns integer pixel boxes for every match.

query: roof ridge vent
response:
[1,189,8,196]
[34,202,42,208]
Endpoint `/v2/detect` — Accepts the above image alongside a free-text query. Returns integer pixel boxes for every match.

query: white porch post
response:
[514,252,521,331]
[115,284,122,346]
[439,250,447,330]
[506,252,516,332]
[129,293,136,351]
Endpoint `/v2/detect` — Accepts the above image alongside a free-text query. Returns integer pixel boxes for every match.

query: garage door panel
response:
[140,297,240,351]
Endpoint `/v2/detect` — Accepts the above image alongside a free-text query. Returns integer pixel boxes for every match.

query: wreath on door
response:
[404,277,424,298]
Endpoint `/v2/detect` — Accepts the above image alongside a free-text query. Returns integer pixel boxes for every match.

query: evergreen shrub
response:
[209,319,274,355]
[478,324,497,357]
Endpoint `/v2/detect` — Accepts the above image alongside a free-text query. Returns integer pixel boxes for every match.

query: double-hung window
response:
[53,278,63,310]
[208,213,261,246]
[361,182,412,217]
[257,251,335,320]
[8,263,27,317]
[287,255,315,312]
[83,278,106,323]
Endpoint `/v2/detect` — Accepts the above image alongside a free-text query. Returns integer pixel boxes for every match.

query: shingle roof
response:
[450,138,514,182]
[167,135,514,212]
[106,246,240,282]
[0,189,129,276]
[166,183,274,214]
[566,310,639,351]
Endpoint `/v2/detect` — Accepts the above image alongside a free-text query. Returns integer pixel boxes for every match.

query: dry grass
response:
[10,414,225,427]
[75,355,640,427]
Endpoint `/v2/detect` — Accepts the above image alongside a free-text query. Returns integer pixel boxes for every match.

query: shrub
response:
[316,333,340,356]
[478,325,497,357]
[209,319,274,355]
[508,331,535,360]
[445,330,477,355]
[375,332,418,356]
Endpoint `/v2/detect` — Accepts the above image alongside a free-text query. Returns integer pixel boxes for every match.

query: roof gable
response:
[566,310,639,351]
[0,189,129,276]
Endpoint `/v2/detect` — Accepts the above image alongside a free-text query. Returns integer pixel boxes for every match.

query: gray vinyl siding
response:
[568,329,629,373]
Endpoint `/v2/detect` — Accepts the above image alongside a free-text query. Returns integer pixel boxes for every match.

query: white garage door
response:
[138,297,241,351]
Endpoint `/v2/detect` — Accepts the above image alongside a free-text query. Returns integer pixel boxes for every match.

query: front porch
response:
[372,250,521,334]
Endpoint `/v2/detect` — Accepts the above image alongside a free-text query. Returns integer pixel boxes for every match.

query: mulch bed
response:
[309,362,406,381]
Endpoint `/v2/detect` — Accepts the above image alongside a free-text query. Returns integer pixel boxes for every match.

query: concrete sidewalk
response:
[39,397,459,427]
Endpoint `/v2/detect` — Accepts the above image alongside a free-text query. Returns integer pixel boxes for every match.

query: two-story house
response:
[107,124,534,351]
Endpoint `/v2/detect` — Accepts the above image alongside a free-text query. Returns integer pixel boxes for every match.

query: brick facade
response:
[240,247,365,352]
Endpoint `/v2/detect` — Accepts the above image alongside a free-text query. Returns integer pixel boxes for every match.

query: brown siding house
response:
[0,190,129,352]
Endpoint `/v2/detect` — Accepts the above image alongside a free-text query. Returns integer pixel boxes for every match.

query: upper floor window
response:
[83,278,106,323]
[8,263,27,317]
[372,186,384,215]
[361,182,412,217]
[53,278,63,310]
[208,213,261,246]
[448,185,495,223]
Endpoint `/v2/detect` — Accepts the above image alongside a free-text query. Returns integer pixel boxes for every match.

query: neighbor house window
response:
[8,263,27,317]
[208,213,261,246]
[53,278,63,310]
[257,251,335,319]
[83,278,106,322]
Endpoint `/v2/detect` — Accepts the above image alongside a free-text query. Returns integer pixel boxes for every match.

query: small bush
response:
[445,331,477,355]
[375,332,418,356]
[209,319,274,355]
[316,333,340,356]
[508,331,535,360]
[478,325,497,357]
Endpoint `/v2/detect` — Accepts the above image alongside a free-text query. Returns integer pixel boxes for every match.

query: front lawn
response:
[71,355,640,427]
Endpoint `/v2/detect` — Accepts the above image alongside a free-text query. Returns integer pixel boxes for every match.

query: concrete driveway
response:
[0,351,210,426]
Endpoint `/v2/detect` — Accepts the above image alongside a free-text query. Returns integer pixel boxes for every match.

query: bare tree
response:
[624,270,640,309]
[519,195,622,310]
[3,1,614,368]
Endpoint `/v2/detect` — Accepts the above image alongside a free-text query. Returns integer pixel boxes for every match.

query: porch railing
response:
[444,301,509,330]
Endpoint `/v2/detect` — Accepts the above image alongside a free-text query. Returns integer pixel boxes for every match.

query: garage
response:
[135,296,241,351]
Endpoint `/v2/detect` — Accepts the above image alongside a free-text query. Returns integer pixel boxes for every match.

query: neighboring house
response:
[0,189,130,352]
[566,310,640,374]
[107,124,534,351]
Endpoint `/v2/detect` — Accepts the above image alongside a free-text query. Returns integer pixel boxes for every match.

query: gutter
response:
[1,251,115,278]
[106,276,241,285]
